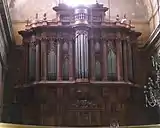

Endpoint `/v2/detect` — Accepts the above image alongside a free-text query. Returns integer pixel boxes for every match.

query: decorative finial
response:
[31,14,37,27]
[26,19,29,25]
[121,14,127,24]
[124,14,126,19]
[43,13,47,20]
[36,13,38,20]
[128,20,132,27]
[116,14,120,22]
[25,18,31,29]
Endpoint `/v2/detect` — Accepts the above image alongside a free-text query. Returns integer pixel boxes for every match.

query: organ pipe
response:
[80,33,84,78]
[75,30,89,79]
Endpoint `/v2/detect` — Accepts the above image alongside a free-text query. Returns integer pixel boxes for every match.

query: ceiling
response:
[7,0,151,21]
[6,0,160,45]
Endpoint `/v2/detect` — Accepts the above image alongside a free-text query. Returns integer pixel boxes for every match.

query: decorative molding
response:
[1,123,160,128]
[140,24,160,51]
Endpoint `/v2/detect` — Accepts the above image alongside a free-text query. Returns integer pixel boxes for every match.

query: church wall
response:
[5,0,160,126]
[7,0,151,45]
[131,21,150,45]
[12,22,25,45]
[0,0,14,121]
[144,0,160,35]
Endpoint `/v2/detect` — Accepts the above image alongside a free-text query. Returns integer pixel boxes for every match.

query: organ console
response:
[16,2,141,126]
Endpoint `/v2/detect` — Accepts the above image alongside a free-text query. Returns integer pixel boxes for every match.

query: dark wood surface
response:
[10,3,156,127]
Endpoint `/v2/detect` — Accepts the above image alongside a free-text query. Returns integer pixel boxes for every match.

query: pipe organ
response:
[75,29,89,80]
[15,2,142,127]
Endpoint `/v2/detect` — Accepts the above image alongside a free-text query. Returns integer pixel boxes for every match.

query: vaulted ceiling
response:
[6,0,160,45]
[7,0,149,21]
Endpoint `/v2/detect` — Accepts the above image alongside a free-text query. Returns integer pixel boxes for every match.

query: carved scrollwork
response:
[101,31,107,39]
[64,54,69,60]
[62,42,68,51]
[76,30,88,38]
[116,32,121,40]
[72,99,97,109]
[69,87,104,110]
[47,41,57,53]
[40,32,49,41]
[107,40,116,53]
[95,42,100,53]
[29,42,37,50]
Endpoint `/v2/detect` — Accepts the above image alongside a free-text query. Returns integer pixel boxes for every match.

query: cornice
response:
[11,19,149,25]
[139,24,160,52]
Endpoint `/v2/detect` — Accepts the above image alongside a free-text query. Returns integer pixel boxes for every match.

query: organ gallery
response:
[15,2,145,126]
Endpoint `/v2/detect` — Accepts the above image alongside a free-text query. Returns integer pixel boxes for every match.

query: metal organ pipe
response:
[86,33,89,78]
[78,34,81,78]
[74,7,89,80]
[75,33,79,78]
[84,32,88,78]
[79,33,82,78]
[81,33,84,78]
[75,30,89,79]
[83,33,85,78]
[75,35,77,78]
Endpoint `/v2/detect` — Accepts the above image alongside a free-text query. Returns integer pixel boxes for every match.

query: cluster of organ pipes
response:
[75,30,89,79]
[26,31,137,82]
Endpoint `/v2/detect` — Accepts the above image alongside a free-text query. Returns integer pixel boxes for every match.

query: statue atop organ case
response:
[17,1,141,126]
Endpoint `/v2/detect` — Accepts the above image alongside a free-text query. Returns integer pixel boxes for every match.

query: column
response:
[57,40,62,80]
[91,38,95,80]
[77,34,81,79]
[69,39,73,80]
[128,43,134,80]
[103,40,107,80]
[123,41,128,81]
[75,31,81,80]
[36,41,40,81]
[116,39,123,81]
[85,32,89,79]
[24,41,29,83]
[75,34,79,79]
[81,33,84,78]
[41,40,47,80]
[119,41,123,80]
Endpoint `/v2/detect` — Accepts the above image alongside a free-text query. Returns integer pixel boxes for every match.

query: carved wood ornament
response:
[16,2,141,126]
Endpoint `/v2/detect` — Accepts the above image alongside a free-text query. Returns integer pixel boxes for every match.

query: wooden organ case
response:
[17,3,141,126]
